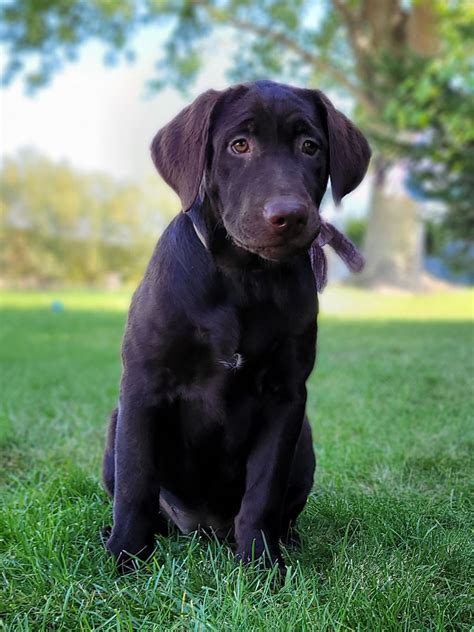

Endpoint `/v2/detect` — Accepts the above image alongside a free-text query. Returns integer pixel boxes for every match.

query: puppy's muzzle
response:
[263,197,309,237]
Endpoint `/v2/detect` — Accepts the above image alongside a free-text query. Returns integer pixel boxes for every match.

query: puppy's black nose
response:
[263,198,309,234]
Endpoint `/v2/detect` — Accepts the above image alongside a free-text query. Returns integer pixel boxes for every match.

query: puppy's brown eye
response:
[302,139,319,155]
[231,139,250,154]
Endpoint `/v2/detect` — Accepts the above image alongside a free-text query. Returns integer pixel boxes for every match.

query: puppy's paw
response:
[280,526,301,549]
[100,525,112,544]
[235,533,286,575]
[106,530,155,574]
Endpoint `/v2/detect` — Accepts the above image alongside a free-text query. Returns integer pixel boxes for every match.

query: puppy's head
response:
[151,80,371,262]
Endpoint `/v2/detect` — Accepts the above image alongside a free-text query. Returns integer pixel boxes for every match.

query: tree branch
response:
[202,5,375,110]
[331,0,375,93]
[331,0,358,31]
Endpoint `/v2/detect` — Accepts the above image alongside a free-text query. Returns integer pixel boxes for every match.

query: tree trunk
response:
[359,161,424,289]
[352,0,438,289]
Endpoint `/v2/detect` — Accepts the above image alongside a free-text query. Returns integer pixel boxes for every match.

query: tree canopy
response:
[1,0,473,243]
[0,150,179,285]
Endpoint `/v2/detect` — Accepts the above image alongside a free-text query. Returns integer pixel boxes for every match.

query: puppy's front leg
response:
[235,386,306,570]
[106,387,167,571]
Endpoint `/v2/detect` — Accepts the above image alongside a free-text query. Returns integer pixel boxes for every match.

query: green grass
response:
[1,288,473,630]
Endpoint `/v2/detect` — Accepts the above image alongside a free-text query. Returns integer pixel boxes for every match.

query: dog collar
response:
[192,222,208,249]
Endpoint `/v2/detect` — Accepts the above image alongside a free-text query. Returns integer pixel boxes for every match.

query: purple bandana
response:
[309,221,364,292]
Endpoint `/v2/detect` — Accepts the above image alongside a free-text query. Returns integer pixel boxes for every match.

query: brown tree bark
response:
[332,0,439,288]
[359,159,424,289]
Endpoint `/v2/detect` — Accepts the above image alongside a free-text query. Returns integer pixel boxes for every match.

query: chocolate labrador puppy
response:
[103,80,370,572]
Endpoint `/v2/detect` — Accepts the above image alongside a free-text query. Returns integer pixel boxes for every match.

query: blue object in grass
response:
[51,300,65,313]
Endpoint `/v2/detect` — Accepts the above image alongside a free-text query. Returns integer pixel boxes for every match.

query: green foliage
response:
[0,0,140,91]
[0,151,179,286]
[425,220,474,281]
[1,0,473,240]
[344,217,367,248]
[1,289,473,628]
[374,5,474,243]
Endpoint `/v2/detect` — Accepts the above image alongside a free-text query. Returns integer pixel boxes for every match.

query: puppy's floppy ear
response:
[306,89,371,205]
[151,89,222,212]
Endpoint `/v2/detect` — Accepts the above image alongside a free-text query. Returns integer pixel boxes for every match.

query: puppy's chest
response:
[235,281,315,353]
[214,261,316,362]
[214,303,302,403]
[236,303,289,358]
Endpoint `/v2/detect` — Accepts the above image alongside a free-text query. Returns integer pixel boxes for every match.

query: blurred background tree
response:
[1,0,472,288]
[0,150,177,286]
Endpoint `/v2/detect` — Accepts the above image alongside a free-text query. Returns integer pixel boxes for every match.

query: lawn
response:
[1,288,473,630]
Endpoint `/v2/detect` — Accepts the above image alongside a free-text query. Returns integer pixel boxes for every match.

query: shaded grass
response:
[1,290,473,630]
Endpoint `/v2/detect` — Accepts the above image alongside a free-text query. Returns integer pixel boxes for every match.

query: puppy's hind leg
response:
[103,407,118,498]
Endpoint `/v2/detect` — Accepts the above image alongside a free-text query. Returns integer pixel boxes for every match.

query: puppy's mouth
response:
[229,228,321,262]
